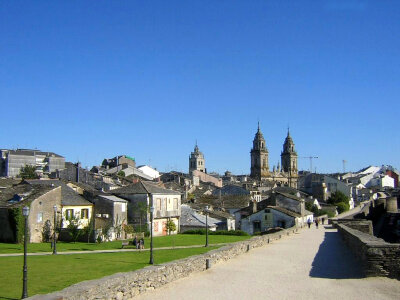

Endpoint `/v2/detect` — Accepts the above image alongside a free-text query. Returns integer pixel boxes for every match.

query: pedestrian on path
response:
[307,218,312,228]
[315,218,319,229]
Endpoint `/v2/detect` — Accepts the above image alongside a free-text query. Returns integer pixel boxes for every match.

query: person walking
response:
[140,237,145,249]
[133,236,138,249]
[307,218,312,228]
[315,218,319,229]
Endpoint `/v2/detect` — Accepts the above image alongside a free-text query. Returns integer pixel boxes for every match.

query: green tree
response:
[328,191,349,205]
[166,219,177,235]
[67,214,82,243]
[328,191,350,214]
[19,165,39,180]
[336,202,350,214]
[42,220,52,242]
[136,202,148,232]
[82,217,94,243]
[117,170,125,177]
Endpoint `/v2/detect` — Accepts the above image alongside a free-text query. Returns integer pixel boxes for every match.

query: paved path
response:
[0,244,227,257]
[137,226,400,300]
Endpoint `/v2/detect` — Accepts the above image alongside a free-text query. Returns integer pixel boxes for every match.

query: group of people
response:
[133,236,145,249]
[307,217,325,229]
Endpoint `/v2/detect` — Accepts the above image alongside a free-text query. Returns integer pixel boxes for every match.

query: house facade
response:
[112,181,181,237]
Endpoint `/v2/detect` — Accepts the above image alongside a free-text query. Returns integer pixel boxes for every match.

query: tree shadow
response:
[309,229,364,279]
[0,296,18,300]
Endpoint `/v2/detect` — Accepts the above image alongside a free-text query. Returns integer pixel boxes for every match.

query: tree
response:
[42,220,52,242]
[328,191,350,214]
[20,165,39,180]
[117,171,125,177]
[114,215,125,239]
[82,217,94,243]
[166,219,176,235]
[328,191,349,205]
[67,214,82,243]
[136,202,148,232]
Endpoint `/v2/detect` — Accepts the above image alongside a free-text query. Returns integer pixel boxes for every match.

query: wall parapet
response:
[335,222,400,279]
[29,226,299,300]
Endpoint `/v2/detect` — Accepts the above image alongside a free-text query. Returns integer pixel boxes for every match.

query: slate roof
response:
[275,191,303,202]
[26,179,92,206]
[111,181,180,195]
[268,206,301,218]
[212,184,250,196]
[0,182,56,208]
[0,178,22,188]
[98,195,127,203]
[180,204,220,228]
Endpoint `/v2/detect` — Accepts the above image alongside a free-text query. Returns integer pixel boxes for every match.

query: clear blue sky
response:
[1,1,399,174]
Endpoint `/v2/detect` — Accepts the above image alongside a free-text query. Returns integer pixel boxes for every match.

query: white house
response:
[137,165,160,180]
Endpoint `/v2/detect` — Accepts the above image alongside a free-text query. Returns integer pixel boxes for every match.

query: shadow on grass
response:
[0,296,18,300]
[309,230,364,279]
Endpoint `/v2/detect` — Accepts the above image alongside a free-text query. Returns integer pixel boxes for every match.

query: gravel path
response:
[137,225,400,300]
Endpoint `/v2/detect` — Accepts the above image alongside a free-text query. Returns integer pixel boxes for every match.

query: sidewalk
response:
[0,243,226,257]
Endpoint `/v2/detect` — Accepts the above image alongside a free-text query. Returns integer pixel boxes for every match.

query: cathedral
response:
[250,124,298,188]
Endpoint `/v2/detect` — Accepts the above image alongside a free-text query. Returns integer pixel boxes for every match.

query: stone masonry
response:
[336,222,400,279]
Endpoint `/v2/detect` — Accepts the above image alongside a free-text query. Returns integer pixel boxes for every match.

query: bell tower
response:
[189,142,205,175]
[250,123,269,180]
[281,128,298,187]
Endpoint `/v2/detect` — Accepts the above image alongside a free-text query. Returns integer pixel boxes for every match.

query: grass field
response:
[0,246,219,300]
[0,234,250,254]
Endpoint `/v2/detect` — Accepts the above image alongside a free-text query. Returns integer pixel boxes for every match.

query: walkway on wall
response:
[136,225,400,300]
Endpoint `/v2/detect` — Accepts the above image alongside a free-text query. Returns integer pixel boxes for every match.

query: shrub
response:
[336,202,350,214]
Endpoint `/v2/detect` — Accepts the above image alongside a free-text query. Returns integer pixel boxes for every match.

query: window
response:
[81,209,89,219]
[156,198,161,210]
[66,209,74,220]
[174,198,178,210]
[154,221,159,232]
[37,212,43,223]
[164,198,167,211]
[121,203,126,212]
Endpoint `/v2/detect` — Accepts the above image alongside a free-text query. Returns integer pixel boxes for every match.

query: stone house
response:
[92,194,128,239]
[0,182,62,243]
[27,180,93,230]
[112,181,181,236]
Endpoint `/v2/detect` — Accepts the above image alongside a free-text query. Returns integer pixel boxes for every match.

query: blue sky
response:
[1,1,399,174]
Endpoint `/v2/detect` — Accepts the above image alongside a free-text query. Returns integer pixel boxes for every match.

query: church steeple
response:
[281,129,298,186]
[189,142,205,174]
[250,124,269,180]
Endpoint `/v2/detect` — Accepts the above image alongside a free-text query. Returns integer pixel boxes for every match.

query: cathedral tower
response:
[189,143,205,174]
[250,123,269,180]
[281,129,298,187]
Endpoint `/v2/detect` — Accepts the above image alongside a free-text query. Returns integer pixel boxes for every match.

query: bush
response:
[336,202,350,214]
[182,229,249,236]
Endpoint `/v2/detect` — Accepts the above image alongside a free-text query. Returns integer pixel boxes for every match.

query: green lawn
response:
[0,246,219,300]
[0,234,250,254]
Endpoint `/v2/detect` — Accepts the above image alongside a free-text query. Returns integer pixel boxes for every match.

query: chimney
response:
[252,200,257,214]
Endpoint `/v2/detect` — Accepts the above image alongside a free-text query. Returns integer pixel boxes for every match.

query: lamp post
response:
[53,205,57,255]
[22,206,30,299]
[149,206,154,265]
[205,205,209,247]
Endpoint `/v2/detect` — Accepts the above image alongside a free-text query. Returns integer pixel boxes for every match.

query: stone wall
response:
[336,219,373,235]
[29,226,299,300]
[336,223,400,279]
